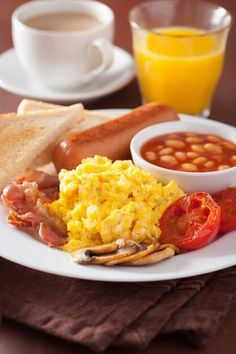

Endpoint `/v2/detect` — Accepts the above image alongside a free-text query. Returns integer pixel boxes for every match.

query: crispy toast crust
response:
[0,104,83,190]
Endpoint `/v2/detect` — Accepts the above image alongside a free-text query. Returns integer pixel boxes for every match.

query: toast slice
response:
[17,99,113,134]
[17,99,59,114]
[0,103,83,190]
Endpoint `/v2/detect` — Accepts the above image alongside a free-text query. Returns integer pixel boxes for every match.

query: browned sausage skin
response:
[52,103,179,171]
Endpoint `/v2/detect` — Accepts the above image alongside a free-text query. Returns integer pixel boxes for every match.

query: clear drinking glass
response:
[129,0,232,117]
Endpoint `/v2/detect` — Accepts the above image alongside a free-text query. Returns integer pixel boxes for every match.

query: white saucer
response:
[0,47,135,103]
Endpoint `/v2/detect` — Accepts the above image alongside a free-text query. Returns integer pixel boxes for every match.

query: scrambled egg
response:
[48,156,184,252]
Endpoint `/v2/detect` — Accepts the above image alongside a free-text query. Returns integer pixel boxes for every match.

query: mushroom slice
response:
[105,241,160,266]
[70,241,119,264]
[92,241,140,264]
[158,243,180,254]
[124,245,176,266]
[84,242,120,255]
[70,239,140,265]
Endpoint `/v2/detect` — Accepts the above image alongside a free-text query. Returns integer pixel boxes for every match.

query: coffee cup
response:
[12,0,114,90]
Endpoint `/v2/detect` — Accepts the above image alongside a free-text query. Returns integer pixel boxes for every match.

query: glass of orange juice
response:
[129,0,232,117]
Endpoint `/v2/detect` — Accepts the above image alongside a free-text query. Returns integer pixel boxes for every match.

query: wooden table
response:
[0,1,236,353]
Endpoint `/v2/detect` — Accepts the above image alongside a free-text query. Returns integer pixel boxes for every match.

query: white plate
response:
[0,109,236,282]
[0,48,135,103]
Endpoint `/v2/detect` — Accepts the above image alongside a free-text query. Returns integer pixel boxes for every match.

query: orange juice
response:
[133,27,224,115]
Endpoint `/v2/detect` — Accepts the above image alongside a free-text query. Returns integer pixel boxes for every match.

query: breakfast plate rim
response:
[0,109,236,282]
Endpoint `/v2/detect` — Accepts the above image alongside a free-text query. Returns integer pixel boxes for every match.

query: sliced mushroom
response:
[105,241,160,266]
[92,242,140,264]
[158,243,180,254]
[71,239,141,265]
[83,241,120,255]
[70,239,178,267]
[70,240,119,264]
[124,246,176,266]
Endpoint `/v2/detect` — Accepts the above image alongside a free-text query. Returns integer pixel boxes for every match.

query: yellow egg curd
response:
[48,156,184,252]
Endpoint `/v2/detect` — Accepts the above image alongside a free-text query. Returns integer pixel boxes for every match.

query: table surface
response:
[0,1,236,353]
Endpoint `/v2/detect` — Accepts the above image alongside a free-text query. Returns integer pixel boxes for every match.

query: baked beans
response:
[141,132,236,172]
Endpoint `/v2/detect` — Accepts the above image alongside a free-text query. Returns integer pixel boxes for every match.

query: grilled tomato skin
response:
[212,188,236,234]
[159,192,222,251]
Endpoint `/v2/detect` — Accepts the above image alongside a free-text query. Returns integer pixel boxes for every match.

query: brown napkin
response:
[0,257,236,352]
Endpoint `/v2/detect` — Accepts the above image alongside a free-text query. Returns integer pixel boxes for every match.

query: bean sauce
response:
[141,132,236,172]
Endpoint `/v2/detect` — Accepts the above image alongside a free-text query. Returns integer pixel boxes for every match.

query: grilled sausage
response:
[52,103,179,171]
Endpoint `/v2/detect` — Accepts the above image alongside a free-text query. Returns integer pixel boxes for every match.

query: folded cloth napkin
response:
[0,257,236,352]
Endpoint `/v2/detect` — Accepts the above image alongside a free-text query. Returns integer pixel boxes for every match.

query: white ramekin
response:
[130,114,236,194]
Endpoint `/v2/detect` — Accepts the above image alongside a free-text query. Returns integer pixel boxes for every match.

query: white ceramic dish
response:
[0,47,134,103]
[0,109,236,282]
[131,115,236,194]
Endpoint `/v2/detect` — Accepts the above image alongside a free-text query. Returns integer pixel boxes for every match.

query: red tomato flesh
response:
[212,188,236,233]
[160,192,222,251]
